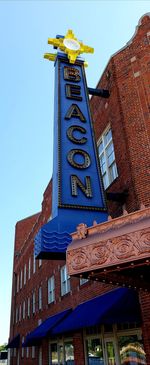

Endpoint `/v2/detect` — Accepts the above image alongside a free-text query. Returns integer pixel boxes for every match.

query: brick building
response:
[7,13,150,365]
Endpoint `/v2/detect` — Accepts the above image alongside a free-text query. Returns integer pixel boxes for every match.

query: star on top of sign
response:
[44,29,94,65]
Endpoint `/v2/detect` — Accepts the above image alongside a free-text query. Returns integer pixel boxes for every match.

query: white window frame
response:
[23,300,26,319]
[60,265,70,296]
[28,257,31,280]
[14,348,16,357]
[33,255,36,274]
[38,318,42,326]
[39,259,42,267]
[38,286,42,310]
[48,276,55,304]
[38,346,42,365]
[32,346,35,359]
[27,297,30,318]
[32,292,36,314]
[98,125,118,189]
[17,275,19,293]
[20,270,22,290]
[24,264,26,285]
[26,347,29,358]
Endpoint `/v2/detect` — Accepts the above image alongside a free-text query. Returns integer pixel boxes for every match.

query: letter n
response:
[71,175,92,198]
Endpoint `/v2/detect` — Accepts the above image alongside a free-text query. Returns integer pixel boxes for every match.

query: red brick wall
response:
[90,14,150,216]
[14,213,40,253]
[73,332,85,365]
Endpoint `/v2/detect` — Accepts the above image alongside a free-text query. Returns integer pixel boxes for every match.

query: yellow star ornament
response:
[44,29,94,66]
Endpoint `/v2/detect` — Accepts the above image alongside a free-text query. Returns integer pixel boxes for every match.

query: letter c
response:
[66,126,87,145]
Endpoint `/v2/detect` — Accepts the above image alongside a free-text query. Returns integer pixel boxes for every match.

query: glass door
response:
[86,337,104,365]
[50,342,64,365]
[50,343,59,365]
[104,338,119,365]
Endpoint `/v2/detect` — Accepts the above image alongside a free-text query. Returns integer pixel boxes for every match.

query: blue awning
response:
[52,288,141,335]
[6,334,20,349]
[23,309,71,347]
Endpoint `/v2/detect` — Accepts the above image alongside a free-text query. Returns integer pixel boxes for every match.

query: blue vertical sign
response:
[35,41,107,260]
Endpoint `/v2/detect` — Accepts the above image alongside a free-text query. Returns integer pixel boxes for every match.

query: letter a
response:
[65,104,86,122]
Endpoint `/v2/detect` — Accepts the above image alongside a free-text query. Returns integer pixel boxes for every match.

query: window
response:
[24,264,26,285]
[39,259,42,267]
[118,334,146,365]
[28,257,31,280]
[14,275,16,296]
[27,297,30,318]
[38,347,42,365]
[98,126,118,189]
[20,270,22,290]
[64,342,74,363]
[32,292,36,314]
[60,265,70,296]
[48,276,55,304]
[23,300,26,319]
[86,337,104,365]
[38,286,42,310]
[80,278,89,285]
[17,275,19,293]
[50,343,58,364]
[14,348,16,357]
[33,255,36,274]
[32,346,35,358]
[50,341,74,364]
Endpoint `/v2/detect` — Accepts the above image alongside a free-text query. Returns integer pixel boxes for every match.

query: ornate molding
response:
[71,207,150,243]
[67,226,150,275]
[76,223,88,239]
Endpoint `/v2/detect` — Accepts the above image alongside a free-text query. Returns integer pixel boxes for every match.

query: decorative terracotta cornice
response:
[67,206,150,278]
[71,205,150,243]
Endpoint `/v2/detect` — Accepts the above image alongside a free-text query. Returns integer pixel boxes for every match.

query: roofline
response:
[93,13,150,90]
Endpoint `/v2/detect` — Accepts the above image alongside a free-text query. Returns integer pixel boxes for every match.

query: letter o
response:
[67,149,91,169]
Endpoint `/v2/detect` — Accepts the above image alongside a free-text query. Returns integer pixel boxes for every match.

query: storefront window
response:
[51,343,58,365]
[65,342,74,364]
[50,341,74,365]
[105,341,116,365]
[86,338,104,365]
[118,335,146,365]
[58,345,63,365]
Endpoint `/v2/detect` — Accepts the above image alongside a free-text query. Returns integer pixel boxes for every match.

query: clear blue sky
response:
[0,0,149,345]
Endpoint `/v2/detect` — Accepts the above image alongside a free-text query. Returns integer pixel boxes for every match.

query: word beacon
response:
[53,55,106,213]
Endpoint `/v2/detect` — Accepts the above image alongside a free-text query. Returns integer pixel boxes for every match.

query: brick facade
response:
[90,14,150,216]
[8,13,150,365]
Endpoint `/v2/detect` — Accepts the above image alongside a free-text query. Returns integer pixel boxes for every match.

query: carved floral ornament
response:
[67,228,150,274]
[76,223,88,239]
